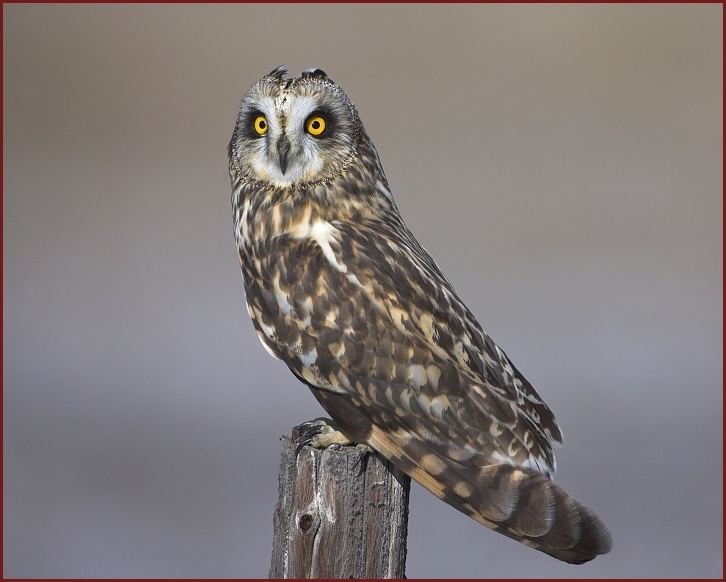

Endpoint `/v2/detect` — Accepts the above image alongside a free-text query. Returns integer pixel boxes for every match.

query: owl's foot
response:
[293,418,372,458]
[293,418,350,455]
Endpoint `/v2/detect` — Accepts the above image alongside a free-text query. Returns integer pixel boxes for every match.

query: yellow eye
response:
[253,115,268,135]
[306,115,326,136]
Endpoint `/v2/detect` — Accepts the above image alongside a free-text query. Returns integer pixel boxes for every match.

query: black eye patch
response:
[244,110,268,138]
[305,108,337,139]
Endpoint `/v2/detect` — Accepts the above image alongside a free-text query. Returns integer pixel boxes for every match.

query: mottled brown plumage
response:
[228,66,612,564]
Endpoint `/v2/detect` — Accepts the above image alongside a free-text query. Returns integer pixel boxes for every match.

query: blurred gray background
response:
[3,4,722,578]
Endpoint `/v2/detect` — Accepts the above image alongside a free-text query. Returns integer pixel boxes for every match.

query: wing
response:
[245,214,561,469]
[242,213,611,563]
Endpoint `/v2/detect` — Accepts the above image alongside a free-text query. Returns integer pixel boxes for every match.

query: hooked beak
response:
[276,134,291,175]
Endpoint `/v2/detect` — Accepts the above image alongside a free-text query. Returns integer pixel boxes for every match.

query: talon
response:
[294,438,313,458]
[292,418,330,457]
[293,425,320,457]
[290,418,354,452]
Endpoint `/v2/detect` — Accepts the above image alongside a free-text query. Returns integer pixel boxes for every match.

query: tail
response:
[463,464,612,564]
[412,459,612,564]
[309,391,612,564]
[365,425,612,564]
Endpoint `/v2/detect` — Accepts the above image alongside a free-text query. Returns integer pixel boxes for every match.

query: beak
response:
[276,134,291,175]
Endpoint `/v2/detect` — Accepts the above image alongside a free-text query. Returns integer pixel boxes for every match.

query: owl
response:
[228,66,612,564]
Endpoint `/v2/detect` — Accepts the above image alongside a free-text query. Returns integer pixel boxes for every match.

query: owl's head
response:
[229,66,362,189]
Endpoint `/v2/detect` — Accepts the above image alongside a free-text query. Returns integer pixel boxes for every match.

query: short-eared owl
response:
[228,66,612,564]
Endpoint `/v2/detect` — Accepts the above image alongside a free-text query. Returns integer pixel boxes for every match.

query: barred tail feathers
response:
[367,424,612,564]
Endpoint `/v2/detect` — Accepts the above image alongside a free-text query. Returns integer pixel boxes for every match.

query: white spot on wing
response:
[309,221,347,273]
[490,451,516,467]
[298,347,318,368]
[240,201,250,243]
[288,218,366,290]
[490,449,555,478]
[408,364,427,388]
[272,278,293,315]
[521,454,555,478]
[495,345,515,378]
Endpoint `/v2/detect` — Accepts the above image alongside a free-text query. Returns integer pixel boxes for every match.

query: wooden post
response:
[269,425,410,578]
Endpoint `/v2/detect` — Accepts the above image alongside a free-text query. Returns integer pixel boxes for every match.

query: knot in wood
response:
[298,513,314,532]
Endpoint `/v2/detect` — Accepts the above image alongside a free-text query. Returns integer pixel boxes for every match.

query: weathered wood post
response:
[270,425,411,578]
